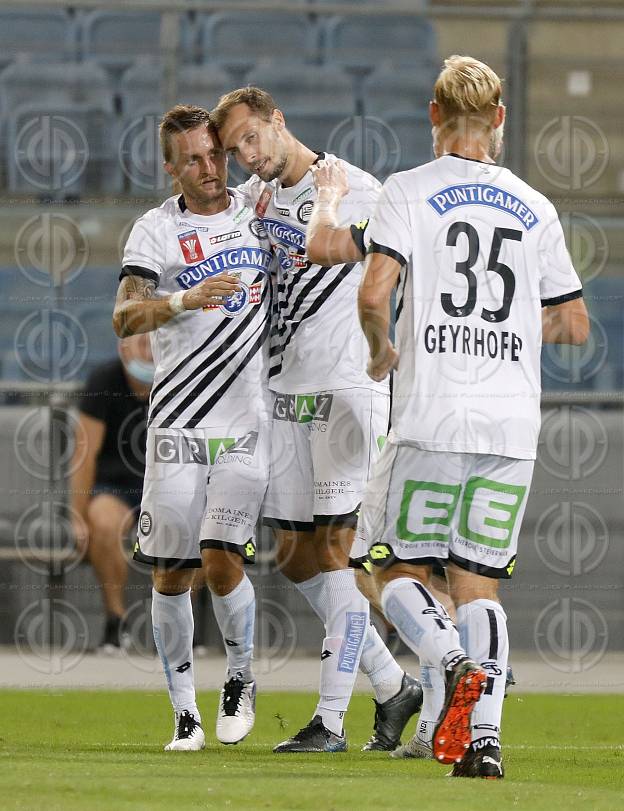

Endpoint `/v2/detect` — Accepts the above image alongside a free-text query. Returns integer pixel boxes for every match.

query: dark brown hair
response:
[159,104,216,162]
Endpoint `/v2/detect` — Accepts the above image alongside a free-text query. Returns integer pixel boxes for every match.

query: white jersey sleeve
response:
[367,175,412,266]
[122,211,166,284]
[538,203,583,305]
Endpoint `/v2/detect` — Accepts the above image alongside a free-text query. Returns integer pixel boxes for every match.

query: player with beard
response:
[350,55,588,778]
[113,105,274,751]
[211,89,423,754]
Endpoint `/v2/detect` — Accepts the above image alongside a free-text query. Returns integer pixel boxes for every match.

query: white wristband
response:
[169,291,186,315]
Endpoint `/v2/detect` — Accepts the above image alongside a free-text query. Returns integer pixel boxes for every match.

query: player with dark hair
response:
[113,105,273,751]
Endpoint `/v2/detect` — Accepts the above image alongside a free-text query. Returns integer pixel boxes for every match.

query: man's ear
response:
[429,100,440,127]
[272,108,285,130]
[495,104,506,129]
[164,161,176,180]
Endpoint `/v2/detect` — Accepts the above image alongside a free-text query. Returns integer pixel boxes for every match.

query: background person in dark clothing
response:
[70,333,152,651]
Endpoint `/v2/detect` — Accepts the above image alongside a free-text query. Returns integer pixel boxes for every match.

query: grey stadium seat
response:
[0,61,115,196]
[245,62,355,116]
[362,62,435,118]
[199,12,320,70]
[0,9,77,68]
[0,406,70,554]
[324,14,437,71]
[79,10,164,72]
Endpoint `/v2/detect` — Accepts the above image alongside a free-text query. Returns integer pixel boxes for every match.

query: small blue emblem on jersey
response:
[222,285,248,314]
[427,183,539,230]
[175,246,272,289]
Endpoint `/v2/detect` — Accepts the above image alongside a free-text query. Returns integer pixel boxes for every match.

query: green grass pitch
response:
[1,690,622,811]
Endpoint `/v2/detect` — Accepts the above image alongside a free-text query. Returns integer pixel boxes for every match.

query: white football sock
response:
[457,599,508,750]
[294,573,326,622]
[416,658,445,746]
[381,578,465,671]
[151,588,200,720]
[295,574,403,704]
[211,574,255,683]
[315,568,369,736]
[359,623,404,704]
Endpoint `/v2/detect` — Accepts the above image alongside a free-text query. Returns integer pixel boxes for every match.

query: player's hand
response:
[182,273,241,310]
[311,158,350,200]
[367,340,399,382]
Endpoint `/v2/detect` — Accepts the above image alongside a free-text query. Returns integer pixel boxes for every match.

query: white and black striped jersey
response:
[121,189,274,429]
[243,154,388,394]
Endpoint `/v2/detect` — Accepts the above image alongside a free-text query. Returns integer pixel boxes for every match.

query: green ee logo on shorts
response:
[397,477,526,549]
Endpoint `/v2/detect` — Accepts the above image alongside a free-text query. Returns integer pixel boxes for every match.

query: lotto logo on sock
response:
[337,612,367,674]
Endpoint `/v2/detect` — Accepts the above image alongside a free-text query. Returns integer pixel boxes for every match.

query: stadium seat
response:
[324,14,437,71]
[386,111,434,171]
[120,60,232,116]
[0,61,115,196]
[0,405,70,550]
[362,62,435,118]
[199,12,321,70]
[0,9,77,68]
[79,10,164,72]
[245,62,355,116]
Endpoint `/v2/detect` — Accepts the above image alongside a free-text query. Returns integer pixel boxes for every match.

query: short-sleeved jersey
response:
[369,154,583,460]
[244,154,387,394]
[121,189,274,430]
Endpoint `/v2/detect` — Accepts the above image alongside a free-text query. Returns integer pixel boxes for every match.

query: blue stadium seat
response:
[324,14,437,71]
[0,9,77,68]
[0,61,115,196]
[362,62,435,118]
[199,12,320,70]
[245,62,354,117]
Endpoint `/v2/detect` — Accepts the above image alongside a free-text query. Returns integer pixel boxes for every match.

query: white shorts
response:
[134,423,270,568]
[263,388,390,534]
[361,443,534,579]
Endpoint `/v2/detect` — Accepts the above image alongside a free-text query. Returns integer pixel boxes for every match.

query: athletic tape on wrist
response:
[169,291,186,314]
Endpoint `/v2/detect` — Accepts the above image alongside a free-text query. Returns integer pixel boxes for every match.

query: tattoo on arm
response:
[113,274,159,337]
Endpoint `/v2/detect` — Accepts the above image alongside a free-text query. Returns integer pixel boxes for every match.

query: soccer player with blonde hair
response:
[307,55,589,778]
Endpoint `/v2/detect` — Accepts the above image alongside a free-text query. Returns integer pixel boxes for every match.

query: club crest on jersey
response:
[178,230,205,263]
[427,183,539,230]
[175,246,272,289]
[203,280,262,317]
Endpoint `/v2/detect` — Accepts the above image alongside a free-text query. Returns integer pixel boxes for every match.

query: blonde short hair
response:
[434,55,502,125]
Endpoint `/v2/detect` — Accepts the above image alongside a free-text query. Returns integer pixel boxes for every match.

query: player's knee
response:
[201,548,244,596]
[447,563,500,606]
[314,520,354,571]
[152,567,194,595]
[274,530,318,582]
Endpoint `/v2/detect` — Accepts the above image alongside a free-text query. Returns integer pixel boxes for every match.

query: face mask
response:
[125,359,155,384]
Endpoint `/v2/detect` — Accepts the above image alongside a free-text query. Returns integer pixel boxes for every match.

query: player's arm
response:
[358,251,402,382]
[542,296,589,345]
[307,159,365,265]
[112,271,241,338]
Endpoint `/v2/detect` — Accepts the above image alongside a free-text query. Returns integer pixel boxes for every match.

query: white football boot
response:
[216,677,256,744]
[164,710,205,751]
